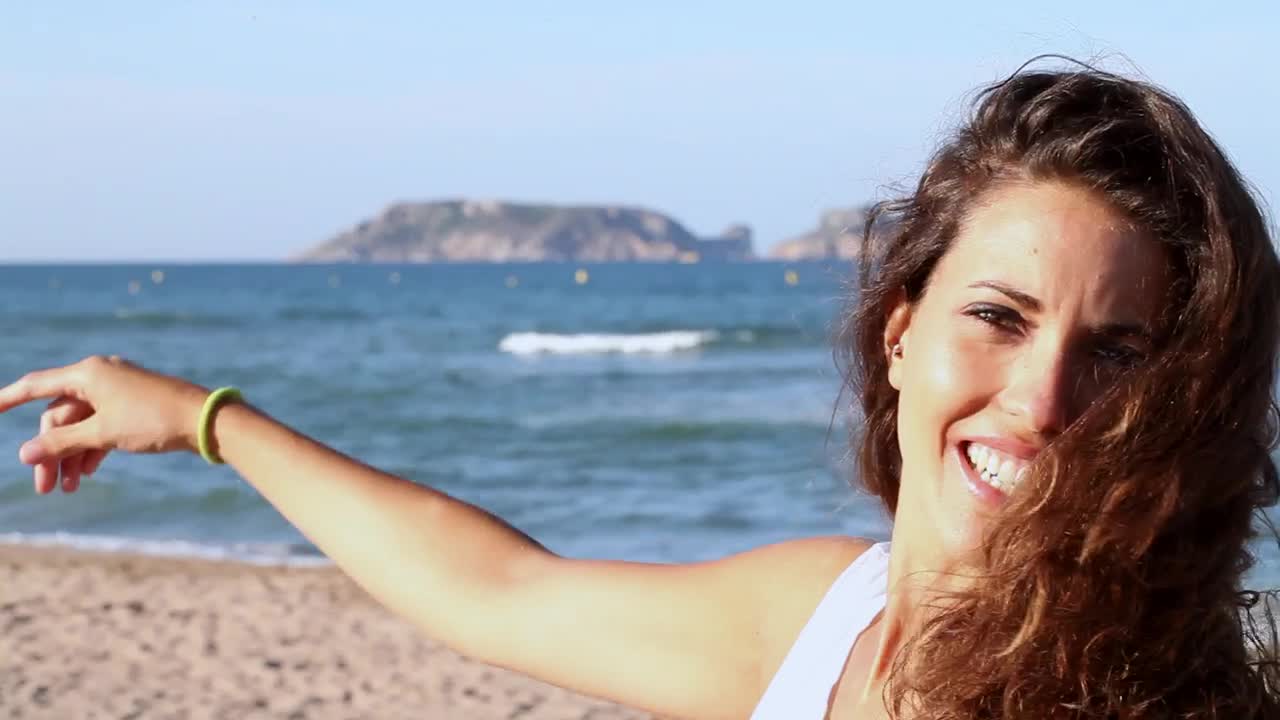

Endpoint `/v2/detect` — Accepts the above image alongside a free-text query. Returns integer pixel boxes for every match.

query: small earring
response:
[891,343,903,358]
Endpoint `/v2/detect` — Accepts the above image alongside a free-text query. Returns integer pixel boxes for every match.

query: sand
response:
[0,544,652,720]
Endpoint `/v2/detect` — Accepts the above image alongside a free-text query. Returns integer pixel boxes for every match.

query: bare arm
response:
[1,356,871,720]
[208,402,868,718]
[205,400,552,658]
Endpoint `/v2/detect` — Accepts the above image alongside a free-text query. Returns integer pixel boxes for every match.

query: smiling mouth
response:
[962,441,1031,494]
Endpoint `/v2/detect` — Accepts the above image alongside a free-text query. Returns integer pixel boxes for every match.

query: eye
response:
[964,303,1025,333]
[1094,342,1146,369]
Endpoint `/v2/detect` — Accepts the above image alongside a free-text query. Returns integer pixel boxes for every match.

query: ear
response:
[883,292,913,391]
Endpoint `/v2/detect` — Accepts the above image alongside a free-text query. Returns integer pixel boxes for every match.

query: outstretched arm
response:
[0,355,869,720]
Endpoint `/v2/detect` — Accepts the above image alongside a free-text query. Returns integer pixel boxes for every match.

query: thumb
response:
[20,421,100,465]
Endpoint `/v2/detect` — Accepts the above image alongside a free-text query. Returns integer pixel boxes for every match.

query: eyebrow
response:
[968,280,1153,342]
[968,281,1041,312]
[1093,322,1152,343]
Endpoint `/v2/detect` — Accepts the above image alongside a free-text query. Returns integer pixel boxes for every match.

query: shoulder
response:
[746,534,877,606]
[727,536,878,687]
[724,535,876,583]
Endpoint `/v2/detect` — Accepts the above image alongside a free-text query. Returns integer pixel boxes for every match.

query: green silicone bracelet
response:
[198,387,243,465]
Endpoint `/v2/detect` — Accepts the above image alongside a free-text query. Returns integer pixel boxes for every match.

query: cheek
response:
[945,334,1006,395]
[898,331,1000,451]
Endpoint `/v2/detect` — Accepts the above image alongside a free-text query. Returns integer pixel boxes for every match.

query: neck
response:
[858,517,976,702]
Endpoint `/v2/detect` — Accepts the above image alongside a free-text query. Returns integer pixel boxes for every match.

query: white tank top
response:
[750,542,891,719]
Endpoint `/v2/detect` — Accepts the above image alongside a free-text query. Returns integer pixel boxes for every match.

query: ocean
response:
[1,262,1277,589]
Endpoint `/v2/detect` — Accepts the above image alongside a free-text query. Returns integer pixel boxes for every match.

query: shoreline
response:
[0,543,649,719]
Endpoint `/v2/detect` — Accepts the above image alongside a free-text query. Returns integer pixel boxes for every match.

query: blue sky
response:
[1,1,1276,261]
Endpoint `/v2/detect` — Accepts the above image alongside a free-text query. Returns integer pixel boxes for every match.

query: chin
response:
[896,463,988,562]
[937,452,1000,557]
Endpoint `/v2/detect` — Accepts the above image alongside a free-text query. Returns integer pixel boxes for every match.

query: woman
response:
[3,60,1278,718]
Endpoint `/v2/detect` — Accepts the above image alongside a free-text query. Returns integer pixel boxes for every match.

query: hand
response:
[0,355,211,494]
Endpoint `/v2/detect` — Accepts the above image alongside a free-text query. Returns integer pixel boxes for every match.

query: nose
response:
[999,342,1073,438]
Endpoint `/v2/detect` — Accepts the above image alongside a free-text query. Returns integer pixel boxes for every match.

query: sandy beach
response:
[0,544,651,720]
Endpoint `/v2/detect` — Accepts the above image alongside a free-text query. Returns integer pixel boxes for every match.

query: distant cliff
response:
[768,205,893,261]
[295,200,754,263]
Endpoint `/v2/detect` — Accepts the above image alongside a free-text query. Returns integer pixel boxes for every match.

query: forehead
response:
[931,182,1170,319]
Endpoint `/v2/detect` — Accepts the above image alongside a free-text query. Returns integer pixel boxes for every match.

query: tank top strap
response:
[750,541,891,719]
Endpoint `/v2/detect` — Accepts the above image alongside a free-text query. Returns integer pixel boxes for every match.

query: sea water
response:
[0,262,1276,589]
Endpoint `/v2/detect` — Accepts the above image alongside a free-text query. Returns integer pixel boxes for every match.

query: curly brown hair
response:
[836,57,1280,718]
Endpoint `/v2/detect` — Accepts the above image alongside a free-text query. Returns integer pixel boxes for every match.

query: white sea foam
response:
[498,330,718,355]
[0,531,330,567]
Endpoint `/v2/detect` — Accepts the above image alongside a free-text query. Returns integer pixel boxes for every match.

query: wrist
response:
[195,387,244,464]
[178,383,214,455]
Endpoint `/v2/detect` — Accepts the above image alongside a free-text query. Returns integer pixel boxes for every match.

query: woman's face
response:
[888,181,1172,553]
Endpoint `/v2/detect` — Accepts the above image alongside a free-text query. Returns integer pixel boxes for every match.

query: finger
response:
[81,448,109,476]
[31,397,93,490]
[44,396,93,427]
[61,453,84,493]
[34,404,61,494]
[23,418,102,468]
[0,359,93,415]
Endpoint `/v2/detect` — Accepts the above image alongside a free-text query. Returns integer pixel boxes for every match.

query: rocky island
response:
[767,205,887,261]
[294,200,754,263]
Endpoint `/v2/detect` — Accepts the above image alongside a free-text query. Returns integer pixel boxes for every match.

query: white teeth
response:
[968,443,987,468]
[997,459,1016,486]
[964,442,1031,495]
[984,453,1001,475]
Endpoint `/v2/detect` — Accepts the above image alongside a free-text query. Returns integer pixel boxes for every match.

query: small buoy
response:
[784,269,799,286]
[150,270,165,285]
[505,275,519,288]
[389,271,401,285]
[574,268,589,285]
[327,273,341,288]
[127,280,142,295]
[48,278,61,290]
